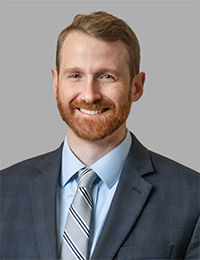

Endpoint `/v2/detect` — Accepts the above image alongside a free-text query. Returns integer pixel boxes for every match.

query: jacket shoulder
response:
[129,132,199,178]
[147,150,200,199]
[149,150,199,176]
[0,143,63,180]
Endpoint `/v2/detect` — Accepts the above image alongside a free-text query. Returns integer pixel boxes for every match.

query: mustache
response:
[71,99,115,110]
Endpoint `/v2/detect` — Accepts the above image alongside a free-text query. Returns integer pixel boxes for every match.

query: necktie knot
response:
[78,168,97,189]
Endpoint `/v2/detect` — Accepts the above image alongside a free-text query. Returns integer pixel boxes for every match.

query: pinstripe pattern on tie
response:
[61,168,97,260]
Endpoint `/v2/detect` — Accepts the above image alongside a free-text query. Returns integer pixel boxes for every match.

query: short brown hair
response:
[56,11,140,80]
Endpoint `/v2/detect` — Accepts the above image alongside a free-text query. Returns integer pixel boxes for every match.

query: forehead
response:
[59,31,129,70]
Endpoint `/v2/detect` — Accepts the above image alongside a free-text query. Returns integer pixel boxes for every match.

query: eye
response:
[102,75,112,79]
[71,74,80,78]
[101,74,116,81]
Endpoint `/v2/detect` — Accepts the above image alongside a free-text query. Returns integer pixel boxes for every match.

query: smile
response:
[79,109,105,115]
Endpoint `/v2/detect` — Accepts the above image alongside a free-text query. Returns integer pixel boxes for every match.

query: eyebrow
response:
[96,68,120,76]
[62,67,82,75]
[62,67,120,76]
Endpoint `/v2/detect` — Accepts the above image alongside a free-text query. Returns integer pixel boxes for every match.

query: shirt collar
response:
[61,130,132,189]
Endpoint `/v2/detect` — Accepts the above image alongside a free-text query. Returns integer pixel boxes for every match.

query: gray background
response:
[1,0,199,171]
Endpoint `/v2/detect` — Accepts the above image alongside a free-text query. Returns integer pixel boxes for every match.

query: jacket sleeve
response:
[184,215,200,259]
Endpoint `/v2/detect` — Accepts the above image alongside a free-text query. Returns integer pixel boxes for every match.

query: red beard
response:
[56,90,132,141]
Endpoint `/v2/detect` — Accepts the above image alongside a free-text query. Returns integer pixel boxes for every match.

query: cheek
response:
[58,85,79,103]
[102,82,131,101]
[107,90,130,106]
[101,88,120,102]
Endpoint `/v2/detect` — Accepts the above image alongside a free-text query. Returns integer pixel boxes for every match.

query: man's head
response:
[52,11,145,142]
[56,11,140,81]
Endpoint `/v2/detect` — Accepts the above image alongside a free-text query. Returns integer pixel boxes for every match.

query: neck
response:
[67,124,127,167]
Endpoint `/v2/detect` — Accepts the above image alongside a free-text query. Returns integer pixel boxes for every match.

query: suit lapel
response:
[30,144,63,259]
[91,134,154,260]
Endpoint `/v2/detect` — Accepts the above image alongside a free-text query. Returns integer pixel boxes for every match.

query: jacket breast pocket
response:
[117,244,173,259]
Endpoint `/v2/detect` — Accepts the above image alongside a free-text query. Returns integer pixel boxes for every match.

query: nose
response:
[80,78,101,104]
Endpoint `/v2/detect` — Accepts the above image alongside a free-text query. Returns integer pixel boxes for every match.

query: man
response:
[1,11,199,260]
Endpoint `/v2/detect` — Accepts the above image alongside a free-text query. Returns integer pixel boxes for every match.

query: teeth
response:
[80,109,102,115]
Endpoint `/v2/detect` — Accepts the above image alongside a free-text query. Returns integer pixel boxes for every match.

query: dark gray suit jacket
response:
[1,133,199,259]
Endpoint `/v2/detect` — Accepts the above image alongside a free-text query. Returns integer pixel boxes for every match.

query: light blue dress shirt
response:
[57,130,132,257]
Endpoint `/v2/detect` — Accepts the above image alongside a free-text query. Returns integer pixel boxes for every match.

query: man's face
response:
[52,31,143,141]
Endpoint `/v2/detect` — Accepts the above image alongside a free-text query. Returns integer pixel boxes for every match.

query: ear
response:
[51,68,58,97]
[131,72,145,102]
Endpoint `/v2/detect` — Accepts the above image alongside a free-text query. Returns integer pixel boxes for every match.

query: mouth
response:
[79,108,108,115]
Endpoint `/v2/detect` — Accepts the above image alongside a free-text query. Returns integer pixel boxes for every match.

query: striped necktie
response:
[61,168,97,260]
